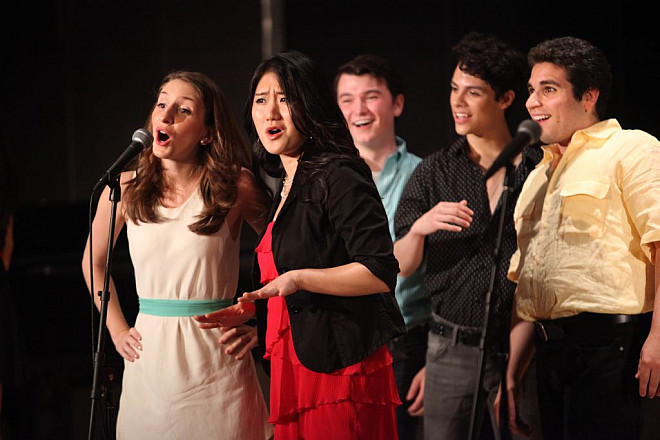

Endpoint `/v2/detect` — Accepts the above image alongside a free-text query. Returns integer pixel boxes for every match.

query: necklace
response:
[281,174,293,199]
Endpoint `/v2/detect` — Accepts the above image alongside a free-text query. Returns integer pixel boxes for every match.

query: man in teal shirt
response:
[335,54,429,440]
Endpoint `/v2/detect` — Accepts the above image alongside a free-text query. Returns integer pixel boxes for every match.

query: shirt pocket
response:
[559,180,610,239]
[513,198,538,247]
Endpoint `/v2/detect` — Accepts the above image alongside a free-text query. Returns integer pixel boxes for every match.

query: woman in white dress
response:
[82,71,272,440]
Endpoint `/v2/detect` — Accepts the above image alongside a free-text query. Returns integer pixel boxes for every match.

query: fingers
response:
[407,390,424,416]
[130,327,142,341]
[406,367,425,416]
[194,303,256,328]
[241,287,276,302]
[637,364,650,397]
[405,374,421,401]
[637,337,660,397]
[423,200,474,232]
[638,364,660,398]
[649,372,660,398]
[505,387,531,437]
[219,326,257,361]
[436,202,473,226]
[240,291,261,302]
[117,328,142,362]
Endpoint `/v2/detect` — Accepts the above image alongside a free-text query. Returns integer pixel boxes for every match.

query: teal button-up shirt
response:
[376,137,429,330]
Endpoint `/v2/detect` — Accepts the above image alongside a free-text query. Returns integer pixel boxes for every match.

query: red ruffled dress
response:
[256,222,400,439]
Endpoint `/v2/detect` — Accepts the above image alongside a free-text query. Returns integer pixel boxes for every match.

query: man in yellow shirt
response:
[501,36,660,439]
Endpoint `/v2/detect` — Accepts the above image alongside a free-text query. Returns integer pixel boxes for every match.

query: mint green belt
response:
[139,298,233,317]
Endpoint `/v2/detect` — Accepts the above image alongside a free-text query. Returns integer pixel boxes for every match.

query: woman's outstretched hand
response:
[193,302,256,329]
[239,271,300,302]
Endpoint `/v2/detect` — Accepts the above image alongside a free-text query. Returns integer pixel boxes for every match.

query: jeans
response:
[535,314,651,440]
[389,325,428,440]
[423,319,541,440]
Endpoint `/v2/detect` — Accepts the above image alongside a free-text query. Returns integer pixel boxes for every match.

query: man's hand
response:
[410,200,473,236]
[406,367,426,416]
[494,381,531,437]
[636,329,660,397]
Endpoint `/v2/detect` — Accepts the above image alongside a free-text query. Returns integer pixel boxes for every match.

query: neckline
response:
[160,189,198,211]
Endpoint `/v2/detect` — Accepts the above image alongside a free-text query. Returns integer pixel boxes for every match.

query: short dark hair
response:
[334,54,404,99]
[528,36,611,119]
[452,32,527,101]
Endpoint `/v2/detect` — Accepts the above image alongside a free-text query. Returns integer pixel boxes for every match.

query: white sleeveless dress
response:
[117,191,272,439]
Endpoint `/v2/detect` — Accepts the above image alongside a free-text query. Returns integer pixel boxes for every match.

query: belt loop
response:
[451,325,460,346]
[534,321,549,342]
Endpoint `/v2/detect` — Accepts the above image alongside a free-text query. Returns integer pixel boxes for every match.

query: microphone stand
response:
[467,162,514,440]
[87,176,120,440]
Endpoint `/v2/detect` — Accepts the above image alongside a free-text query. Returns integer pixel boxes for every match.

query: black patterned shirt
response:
[394,137,542,327]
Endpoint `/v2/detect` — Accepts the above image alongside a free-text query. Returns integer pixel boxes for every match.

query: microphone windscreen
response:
[132,128,153,148]
[517,119,541,144]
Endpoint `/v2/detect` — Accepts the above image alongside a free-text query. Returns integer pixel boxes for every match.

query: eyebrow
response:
[159,91,196,102]
[338,89,383,98]
[529,79,562,88]
[254,90,284,96]
[450,81,488,91]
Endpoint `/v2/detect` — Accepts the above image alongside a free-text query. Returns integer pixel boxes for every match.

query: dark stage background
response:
[1,1,659,438]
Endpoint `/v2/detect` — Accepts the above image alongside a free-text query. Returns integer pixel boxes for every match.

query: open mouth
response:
[268,128,282,135]
[157,130,171,143]
[353,120,372,127]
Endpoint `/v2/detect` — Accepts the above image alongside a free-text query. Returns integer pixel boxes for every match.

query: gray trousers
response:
[423,322,541,440]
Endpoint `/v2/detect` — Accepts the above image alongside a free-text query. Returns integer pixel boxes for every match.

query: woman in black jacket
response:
[197,51,405,439]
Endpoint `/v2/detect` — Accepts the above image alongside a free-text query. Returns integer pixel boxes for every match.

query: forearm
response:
[394,229,425,278]
[507,310,536,385]
[649,242,660,335]
[82,243,131,340]
[294,262,389,297]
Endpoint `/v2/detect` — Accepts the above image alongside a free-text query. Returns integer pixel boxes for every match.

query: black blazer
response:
[252,156,406,373]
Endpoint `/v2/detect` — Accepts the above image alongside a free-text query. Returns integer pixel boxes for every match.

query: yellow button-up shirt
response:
[509,119,660,321]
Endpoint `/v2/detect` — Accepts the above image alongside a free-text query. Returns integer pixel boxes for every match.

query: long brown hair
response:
[124,71,249,235]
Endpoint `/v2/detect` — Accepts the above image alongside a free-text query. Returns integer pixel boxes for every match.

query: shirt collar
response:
[447,136,469,156]
[383,136,408,167]
[579,118,621,140]
[538,119,621,167]
[393,136,407,160]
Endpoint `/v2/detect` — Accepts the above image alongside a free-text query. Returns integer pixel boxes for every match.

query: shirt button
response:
[290,306,301,314]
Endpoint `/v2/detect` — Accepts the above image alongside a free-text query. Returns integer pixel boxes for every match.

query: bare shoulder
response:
[236,167,270,234]
[236,167,265,202]
[237,167,257,190]
[120,170,136,186]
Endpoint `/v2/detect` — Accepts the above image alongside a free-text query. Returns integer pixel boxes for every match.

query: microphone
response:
[484,119,541,179]
[93,128,153,193]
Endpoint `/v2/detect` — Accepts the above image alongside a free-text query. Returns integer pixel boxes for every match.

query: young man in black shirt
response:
[394,32,541,439]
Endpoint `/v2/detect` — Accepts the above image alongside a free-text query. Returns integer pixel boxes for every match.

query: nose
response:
[526,91,540,111]
[451,89,466,107]
[356,98,368,114]
[156,104,176,124]
[265,99,281,121]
